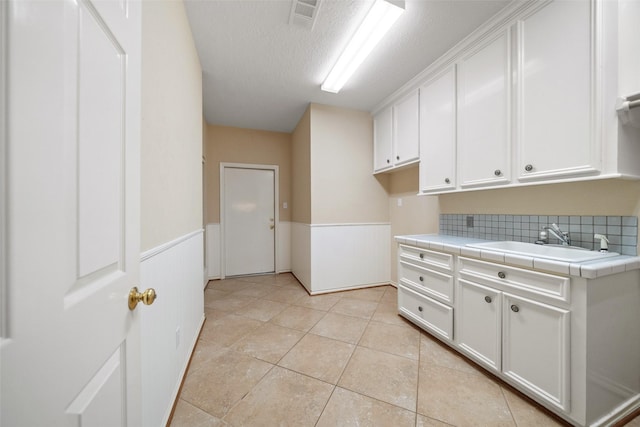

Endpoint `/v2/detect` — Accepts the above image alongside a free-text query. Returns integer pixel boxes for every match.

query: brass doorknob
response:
[128,287,157,310]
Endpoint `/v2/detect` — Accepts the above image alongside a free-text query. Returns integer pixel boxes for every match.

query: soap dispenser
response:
[594,234,609,252]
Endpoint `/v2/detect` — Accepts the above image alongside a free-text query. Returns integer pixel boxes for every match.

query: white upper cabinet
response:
[516,1,599,181]
[457,31,511,188]
[419,66,457,192]
[393,91,420,167]
[385,0,640,193]
[373,90,420,173]
[373,107,393,172]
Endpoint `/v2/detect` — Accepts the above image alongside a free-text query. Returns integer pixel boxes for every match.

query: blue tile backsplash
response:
[439,214,638,256]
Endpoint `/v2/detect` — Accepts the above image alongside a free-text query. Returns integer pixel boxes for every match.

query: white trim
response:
[140,229,203,262]
[309,222,391,227]
[219,163,279,279]
[0,0,6,340]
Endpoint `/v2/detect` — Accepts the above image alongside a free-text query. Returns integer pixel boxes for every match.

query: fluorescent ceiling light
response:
[321,0,404,93]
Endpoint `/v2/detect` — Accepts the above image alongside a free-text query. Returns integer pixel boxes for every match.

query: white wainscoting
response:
[140,230,204,427]
[206,222,291,280]
[291,222,391,294]
[291,222,312,292]
[206,223,221,280]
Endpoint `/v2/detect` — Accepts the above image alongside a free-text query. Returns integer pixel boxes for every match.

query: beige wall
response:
[387,167,439,283]
[204,124,292,224]
[141,0,203,251]
[439,179,640,217]
[386,173,640,283]
[309,104,389,224]
[291,107,311,224]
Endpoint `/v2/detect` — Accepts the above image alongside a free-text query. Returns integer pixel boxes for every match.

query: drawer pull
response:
[444,178,450,184]
[498,271,506,279]
[494,169,502,176]
[484,296,492,303]
[419,253,424,259]
[418,306,423,312]
[511,304,520,313]
[419,276,424,282]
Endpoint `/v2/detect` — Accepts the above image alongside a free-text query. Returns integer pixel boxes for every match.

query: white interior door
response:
[222,166,277,277]
[2,1,143,426]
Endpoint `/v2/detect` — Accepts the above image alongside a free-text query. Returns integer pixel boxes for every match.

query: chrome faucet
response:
[542,223,571,246]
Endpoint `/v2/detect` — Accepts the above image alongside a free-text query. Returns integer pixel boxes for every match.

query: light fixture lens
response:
[321,0,404,93]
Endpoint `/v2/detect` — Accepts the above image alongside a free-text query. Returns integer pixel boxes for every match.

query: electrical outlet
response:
[397,198,403,207]
[175,327,181,349]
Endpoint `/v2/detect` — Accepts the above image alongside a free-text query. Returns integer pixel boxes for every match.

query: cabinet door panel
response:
[394,91,420,166]
[503,293,570,412]
[458,31,510,188]
[517,0,598,180]
[420,67,456,192]
[374,107,393,172]
[457,279,502,370]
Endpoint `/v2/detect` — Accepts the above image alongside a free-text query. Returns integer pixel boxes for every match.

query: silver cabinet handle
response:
[419,276,424,282]
[498,271,506,279]
[511,304,520,313]
[525,164,533,172]
[494,169,502,176]
[444,178,450,184]
[419,253,424,259]
[418,306,423,312]
[484,296,492,303]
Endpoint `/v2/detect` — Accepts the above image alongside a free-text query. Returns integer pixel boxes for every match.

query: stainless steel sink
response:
[466,241,619,263]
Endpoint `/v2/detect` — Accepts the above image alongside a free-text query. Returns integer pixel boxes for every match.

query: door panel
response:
[78,2,126,277]
[2,0,142,425]
[223,167,276,277]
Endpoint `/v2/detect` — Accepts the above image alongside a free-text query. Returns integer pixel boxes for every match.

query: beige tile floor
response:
[170,273,639,427]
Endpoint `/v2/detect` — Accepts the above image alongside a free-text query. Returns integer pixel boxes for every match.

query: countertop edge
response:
[395,234,640,278]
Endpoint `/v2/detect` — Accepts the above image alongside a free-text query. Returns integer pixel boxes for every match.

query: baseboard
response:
[308,281,392,296]
[163,313,206,427]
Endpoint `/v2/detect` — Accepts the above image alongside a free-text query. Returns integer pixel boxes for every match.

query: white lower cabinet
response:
[456,279,502,371]
[457,277,570,412]
[502,293,570,412]
[397,241,640,426]
[398,285,453,341]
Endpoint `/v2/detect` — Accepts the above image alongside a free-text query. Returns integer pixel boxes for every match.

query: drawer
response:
[459,257,569,304]
[399,244,453,272]
[399,260,454,304]
[398,285,453,341]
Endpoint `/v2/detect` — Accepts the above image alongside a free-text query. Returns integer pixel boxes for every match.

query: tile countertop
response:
[395,234,640,279]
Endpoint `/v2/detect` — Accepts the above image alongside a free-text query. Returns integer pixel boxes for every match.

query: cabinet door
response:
[517,1,599,181]
[373,107,393,172]
[419,67,456,192]
[393,90,420,166]
[456,279,502,371]
[457,30,510,188]
[503,293,570,412]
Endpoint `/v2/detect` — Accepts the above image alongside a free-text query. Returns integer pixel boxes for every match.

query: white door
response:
[2,1,144,426]
[222,166,277,277]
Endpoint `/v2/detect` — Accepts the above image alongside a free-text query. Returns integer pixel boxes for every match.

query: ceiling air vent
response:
[289,0,321,30]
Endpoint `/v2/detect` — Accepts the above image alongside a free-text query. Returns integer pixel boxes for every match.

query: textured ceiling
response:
[184,0,511,133]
